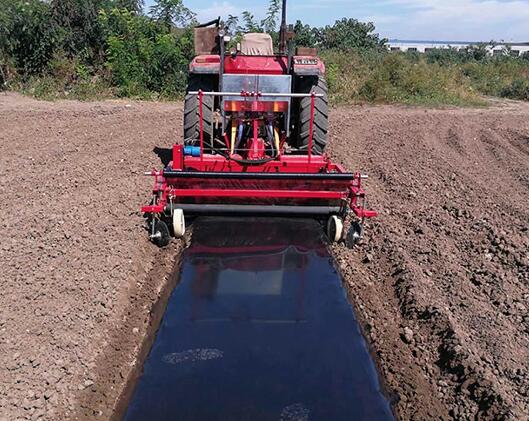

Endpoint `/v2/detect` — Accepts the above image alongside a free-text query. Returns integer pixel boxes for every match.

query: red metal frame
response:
[142,89,377,225]
[199,90,204,160]
[189,55,326,77]
[141,151,375,219]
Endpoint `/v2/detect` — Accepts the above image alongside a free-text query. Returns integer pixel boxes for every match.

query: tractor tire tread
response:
[296,77,329,154]
[183,76,215,147]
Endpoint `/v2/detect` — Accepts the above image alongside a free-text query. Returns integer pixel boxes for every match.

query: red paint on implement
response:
[141,90,377,225]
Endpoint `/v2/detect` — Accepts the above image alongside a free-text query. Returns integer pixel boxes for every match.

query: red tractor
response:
[185,8,328,156]
[141,1,376,246]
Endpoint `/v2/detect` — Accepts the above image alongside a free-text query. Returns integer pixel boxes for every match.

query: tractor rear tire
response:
[184,75,215,150]
[296,77,329,154]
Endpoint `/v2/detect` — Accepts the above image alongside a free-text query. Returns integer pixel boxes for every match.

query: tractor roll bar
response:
[188,91,324,98]
[279,0,288,54]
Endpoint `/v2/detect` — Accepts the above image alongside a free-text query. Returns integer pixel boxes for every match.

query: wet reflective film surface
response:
[125,218,393,421]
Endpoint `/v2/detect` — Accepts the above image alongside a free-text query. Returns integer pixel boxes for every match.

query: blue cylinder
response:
[183,146,201,157]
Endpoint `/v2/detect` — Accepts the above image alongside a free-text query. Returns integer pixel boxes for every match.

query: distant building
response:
[387,40,529,57]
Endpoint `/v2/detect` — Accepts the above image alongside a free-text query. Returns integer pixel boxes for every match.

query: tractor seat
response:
[240,33,274,55]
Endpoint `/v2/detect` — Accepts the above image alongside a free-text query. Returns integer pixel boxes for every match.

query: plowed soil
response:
[1,92,528,420]
[330,102,529,420]
[0,93,184,420]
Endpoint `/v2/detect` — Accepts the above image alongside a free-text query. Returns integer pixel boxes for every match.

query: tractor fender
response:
[189,55,221,74]
[190,55,325,76]
[292,56,325,76]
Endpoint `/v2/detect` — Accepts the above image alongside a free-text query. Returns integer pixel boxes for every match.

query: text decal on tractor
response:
[141,0,377,246]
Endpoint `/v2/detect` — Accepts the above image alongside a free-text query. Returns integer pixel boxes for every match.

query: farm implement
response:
[141,0,376,246]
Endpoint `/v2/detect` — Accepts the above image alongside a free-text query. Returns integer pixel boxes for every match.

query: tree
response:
[99,7,193,97]
[260,0,280,34]
[113,0,144,13]
[149,0,195,28]
[240,11,261,33]
[321,18,386,51]
[6,0,59,74]
[460,43,490,61]
[0,0,13,86]
[51,0,105,60]
[0,1,13,62]
[293,20,322,47]
[224,14,239,36]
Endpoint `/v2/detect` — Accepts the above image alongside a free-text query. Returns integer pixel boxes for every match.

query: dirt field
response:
[330,102,529,420]
[0,93,184,420]
[1,92,528,420]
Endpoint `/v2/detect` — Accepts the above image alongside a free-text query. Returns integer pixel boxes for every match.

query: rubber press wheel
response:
[172,209,186,238]
[151,219,171,247]
[327,215,344,243]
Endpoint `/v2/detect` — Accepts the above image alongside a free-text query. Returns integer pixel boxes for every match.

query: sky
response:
[145,0,529,42]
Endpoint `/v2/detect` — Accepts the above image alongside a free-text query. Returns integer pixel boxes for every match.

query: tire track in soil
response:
[329,103,529,420]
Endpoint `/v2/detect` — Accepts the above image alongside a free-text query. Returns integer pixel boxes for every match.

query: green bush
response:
[1,0,194,99]
[2,0,529,105]
[462,58,529,98]
[18,53,113,100]
[100,8,192,98]
[2,0,59,75]
[294,17,386,51]
[321,50,485,106]
[501,78,529,101]
[320,18,386,51]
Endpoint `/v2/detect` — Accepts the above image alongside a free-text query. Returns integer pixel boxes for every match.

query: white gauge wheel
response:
[172,209,186,238]
[327,215,344,243]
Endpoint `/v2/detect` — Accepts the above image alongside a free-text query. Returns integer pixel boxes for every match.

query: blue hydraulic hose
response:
[235,123,244,150]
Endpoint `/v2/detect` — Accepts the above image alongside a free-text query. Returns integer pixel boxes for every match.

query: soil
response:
[1,92,528,420]
[329,101,529,420]
[0,93,184,420]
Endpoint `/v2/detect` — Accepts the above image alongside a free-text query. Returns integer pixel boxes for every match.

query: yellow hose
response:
[274,127,280,153]
[230,121,237,155]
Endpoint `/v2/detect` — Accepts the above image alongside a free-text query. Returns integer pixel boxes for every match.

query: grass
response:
[323,50,489,107]
[462,59,529,100]
[17,74,115,101]
[7,50,529,106]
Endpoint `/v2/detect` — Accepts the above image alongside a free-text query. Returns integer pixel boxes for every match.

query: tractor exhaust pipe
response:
[279,0,287,54]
